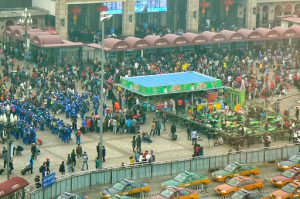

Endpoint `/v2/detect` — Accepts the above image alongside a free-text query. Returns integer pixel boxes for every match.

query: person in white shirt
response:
[191,130,197,145]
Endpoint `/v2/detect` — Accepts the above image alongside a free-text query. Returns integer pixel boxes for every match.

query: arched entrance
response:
[5,20,14,27]
[284,4,292,15]
[274,5,283,17]
[294,4,300,16]
[262,6,269,25]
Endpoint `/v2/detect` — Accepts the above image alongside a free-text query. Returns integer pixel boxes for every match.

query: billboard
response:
[104,0,167,15]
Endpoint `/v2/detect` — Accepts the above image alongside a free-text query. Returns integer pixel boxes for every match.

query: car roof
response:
[167,186,185,191]
[183,171,197,176]
[120,179,134,184]
[232,176,251,181]
[291,167,300,172]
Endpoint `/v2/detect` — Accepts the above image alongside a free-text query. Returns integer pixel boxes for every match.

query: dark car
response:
[231,189,269,199]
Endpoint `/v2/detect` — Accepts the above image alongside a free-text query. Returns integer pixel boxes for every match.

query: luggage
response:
[172,134,177,141]
[0,168,4,175]
[21,165,31,175]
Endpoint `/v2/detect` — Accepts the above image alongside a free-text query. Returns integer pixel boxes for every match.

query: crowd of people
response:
[0,36,300,188]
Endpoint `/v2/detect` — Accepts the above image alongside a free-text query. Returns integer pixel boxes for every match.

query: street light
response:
[0,107,18,180]
[98,9,112,168]
[18,8,32,99]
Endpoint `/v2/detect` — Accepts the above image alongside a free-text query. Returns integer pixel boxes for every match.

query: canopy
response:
[0,177,29,197]
[119,71,222,96]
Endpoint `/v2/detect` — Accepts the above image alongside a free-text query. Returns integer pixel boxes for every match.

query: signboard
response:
[121,78,222,96]
[207,92,218,103]
[43,172,56,188]
[105,0,167,15]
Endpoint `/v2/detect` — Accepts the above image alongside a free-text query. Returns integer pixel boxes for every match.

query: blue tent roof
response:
[125,72,218,87]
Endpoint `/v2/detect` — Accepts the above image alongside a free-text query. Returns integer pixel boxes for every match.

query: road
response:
[75,162,284,199]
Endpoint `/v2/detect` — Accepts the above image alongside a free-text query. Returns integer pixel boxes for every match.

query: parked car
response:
[230,189,269,199]
[100,179,151,199]
[214,176,264,197]
[271,167,300,187]
[161,171,210,189]
[278,155,300,171]
[212,162,260,182]
[58,192,81,199]
[150,186,199,199]
[270,180,300,199]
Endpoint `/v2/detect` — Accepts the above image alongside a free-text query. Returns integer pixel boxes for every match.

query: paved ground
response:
[0,58,299,188]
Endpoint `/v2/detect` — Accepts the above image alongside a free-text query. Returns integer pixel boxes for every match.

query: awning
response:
[124,36,150,49]
[162,34,189,45]
[254,28,279,38]
[144,35,169,47]
[103,38,129,51]
[32,35,63,46]
[200,31,226,42]
[182,32,207,44]
[272,27,297,37]
[219,30,244,41]
[290,25,300,35]
[0,177,29,197]
[237,29,253,39]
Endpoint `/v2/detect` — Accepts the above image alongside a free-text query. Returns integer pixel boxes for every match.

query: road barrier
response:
[28,144,300,199]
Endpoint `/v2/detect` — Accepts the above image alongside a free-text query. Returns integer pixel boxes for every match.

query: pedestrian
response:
[67,154,72,173]
[95,157,100,169]
[296,107,299,120]
[102,146,106,162]
[96,143,100,159]
[156,121,161,136]
[149,150,156,163]
[187,125,191,140]
[76,144,82,159]
[71,149,76,166]
[29,155,34,174]
[171,123,176,136]
[131,136,136,152]
[34,175,41,189]
[112,118,118,134]
[9,160,13,174]
[82,151,88,171]
[136,135,141,152]
[59,161,65,175]
[2,147,7,168]
[46,158,50,172]
[31,143,37,159]
[191,130,197,145]
[76,128,81,145]
[150,120,156,136]
[97,118,101,133]
[162,113,167,131]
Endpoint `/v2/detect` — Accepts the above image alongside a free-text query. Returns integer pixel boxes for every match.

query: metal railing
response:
[28,144,300,199]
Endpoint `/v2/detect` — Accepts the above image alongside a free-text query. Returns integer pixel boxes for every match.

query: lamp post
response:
[98,8,112,168]
[18,8,32,99]
[0,105,18,180]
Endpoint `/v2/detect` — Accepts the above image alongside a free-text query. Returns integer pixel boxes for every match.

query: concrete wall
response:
[32,0,55,16]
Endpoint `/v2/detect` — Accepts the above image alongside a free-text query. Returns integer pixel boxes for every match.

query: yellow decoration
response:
[197,104,203,111]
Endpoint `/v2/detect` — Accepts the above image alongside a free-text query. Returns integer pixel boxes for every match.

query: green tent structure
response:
[118,71,222,96]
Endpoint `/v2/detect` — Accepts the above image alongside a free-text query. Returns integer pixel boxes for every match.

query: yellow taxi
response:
[271,167,300,187]
[270,180,300,199]
[100,179,151,199]
[150,187,199,199]
[278,155,300,171]
[212,162,260,182]
[215,176,264,197]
